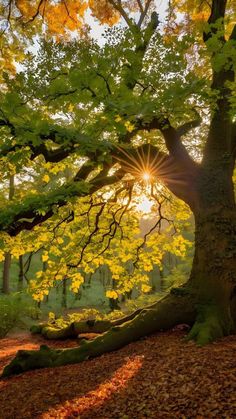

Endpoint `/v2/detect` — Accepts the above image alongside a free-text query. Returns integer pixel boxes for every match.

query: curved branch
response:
[133,116,197,170]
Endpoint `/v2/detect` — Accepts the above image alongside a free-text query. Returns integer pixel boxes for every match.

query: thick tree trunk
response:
[185,153,236,344]
[186,208,236,345]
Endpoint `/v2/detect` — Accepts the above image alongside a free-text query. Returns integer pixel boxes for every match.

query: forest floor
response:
[0,329,236,418]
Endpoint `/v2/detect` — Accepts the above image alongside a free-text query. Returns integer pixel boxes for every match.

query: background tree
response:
[1,0,236,376]
[1,174,14,293]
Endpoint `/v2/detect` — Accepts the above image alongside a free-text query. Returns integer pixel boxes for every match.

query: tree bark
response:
[187,209,236,345]
[2,253,11,294]
[18,255,24,291]
[185,152,236,344]
[62,277,67,308]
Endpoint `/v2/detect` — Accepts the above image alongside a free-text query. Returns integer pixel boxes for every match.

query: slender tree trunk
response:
[62,277,67,308]
[2,253,11,294]
[42,261,49,303]
[18,255,24,291]
[2,175,15,294]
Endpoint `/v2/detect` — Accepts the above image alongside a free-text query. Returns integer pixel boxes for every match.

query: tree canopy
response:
[0,0,235,297]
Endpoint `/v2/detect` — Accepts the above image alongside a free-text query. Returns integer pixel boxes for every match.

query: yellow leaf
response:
[42,174,50,183]
[0,250,5,262]
[124,121,135,132]
[106,290,118,299]
[141,284,151,293]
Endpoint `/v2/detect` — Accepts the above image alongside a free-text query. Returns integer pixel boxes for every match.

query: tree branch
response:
[0,160,125,236]
[137,0,153,28]
[177,114,202,137]
[122,11,159,89]
[137,0,144,13]
[203,0,227,43]
[108,0,134,27]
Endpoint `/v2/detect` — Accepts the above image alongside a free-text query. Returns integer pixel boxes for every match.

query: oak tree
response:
[1,0,236,376]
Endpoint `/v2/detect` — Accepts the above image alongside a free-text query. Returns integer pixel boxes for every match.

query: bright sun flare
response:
[142,172,151,182]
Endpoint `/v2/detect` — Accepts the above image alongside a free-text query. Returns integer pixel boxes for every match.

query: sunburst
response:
[114,144,167,184]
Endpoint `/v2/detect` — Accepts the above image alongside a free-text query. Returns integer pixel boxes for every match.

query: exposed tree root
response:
[30,307,147,339]
[2,292,195,377]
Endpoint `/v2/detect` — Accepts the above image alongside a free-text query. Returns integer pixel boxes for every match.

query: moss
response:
[186,304,233,346]
[30,324,44,334]
[41,323,77,340]
[2,346,60,377]
[74,319,112,334]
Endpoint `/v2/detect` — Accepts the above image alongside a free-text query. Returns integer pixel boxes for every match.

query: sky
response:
[86,0,168,43]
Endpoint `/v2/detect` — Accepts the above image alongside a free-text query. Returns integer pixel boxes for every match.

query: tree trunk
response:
[186,208,236,345]
[62,277,67,308]
[2,175,15,294]
[2,253,11,294]
[183,151,236,344]
[18,255,24,291]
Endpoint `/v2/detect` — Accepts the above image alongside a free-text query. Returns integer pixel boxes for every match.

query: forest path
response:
[0,329,236,418]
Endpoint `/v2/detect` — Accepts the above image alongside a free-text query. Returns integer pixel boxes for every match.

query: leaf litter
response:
[0,329,236,418]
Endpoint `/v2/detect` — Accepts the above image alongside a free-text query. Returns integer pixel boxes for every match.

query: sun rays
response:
[114,144,169,185]
[112,143,191,195]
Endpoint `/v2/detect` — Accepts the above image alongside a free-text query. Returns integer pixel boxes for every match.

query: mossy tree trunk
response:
[186,160,236,344]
